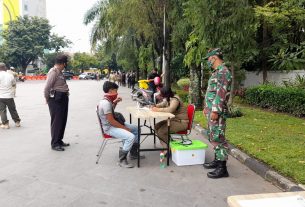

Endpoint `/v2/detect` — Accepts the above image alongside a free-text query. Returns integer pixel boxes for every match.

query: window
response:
[24,5,28,11]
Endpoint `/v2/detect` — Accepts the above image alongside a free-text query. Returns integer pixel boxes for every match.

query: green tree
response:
[255,0,305,81]
[84,0,182,85]
[1,16,51,73]
[43,52,58,71]
[187,0,256,106]
[0,16,71,73]
[183,33,207,109]
[49,34,72,53]
[71,52,99,73]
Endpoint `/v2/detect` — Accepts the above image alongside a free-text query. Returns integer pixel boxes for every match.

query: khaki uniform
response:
[155,95,188,144]
[44,67,69,148]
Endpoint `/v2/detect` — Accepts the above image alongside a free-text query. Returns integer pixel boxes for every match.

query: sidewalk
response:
[0,80,280,207]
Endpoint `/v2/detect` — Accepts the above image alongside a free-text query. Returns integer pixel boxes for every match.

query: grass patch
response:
[194,105,305,184]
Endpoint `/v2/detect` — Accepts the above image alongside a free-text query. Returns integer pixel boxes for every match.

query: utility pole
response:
[162,0,169,87]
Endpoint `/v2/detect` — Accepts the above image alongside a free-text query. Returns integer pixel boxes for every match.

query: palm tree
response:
[83,1,110,49]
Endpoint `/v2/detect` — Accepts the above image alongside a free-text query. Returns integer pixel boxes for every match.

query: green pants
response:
[0,98,21,124]
[206,113,228,161]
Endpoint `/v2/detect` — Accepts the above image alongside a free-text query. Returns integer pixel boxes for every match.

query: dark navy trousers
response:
[48,91,69,147]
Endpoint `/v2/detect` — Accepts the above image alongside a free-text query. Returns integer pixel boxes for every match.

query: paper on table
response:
[238,195,305,207]
[137,106,150,110]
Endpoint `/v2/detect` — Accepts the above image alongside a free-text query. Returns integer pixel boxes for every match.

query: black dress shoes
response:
[60,142,70,147]
[52,146,65,151]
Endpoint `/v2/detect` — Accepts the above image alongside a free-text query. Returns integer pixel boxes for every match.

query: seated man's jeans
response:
[105,123,140,152]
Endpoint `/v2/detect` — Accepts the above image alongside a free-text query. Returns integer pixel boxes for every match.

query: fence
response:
[24,76,79,80]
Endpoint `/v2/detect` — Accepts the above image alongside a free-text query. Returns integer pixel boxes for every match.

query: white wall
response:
[243,70,305,88]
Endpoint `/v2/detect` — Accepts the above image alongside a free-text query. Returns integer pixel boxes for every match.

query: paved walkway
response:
[0,80,280,207]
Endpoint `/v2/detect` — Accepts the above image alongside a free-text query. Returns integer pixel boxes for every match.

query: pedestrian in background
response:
[121,71,126,87]
[7,67,18,97]
[203,48,232,179]
[147,68,160,93]
[0,63,21,129]
[127,71,131,88]
[130,71,136,90]
[44,54,70,151]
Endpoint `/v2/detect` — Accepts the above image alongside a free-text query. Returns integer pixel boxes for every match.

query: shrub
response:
[282,74,305,90]
[175,89,189,103]
[244,85,305,117]
[177,78,190,91]
[228,106,243,118]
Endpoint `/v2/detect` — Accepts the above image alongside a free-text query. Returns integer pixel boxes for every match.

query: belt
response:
[55,91,69,96]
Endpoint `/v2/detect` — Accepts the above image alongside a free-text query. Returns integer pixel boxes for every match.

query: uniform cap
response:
[203,48,222,60]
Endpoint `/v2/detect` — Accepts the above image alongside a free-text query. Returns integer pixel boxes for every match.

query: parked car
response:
[63,71,74,80]
[79,72,95,80]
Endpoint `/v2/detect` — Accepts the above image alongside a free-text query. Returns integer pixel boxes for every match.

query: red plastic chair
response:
[96,106,121,164]
[170,104,196,139]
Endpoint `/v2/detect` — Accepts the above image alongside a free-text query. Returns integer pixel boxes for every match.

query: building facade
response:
[0,0,46,29]
[21,0,46,18]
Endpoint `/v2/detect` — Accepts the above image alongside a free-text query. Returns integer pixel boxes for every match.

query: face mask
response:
[104,93,118,103]
[207,58,216,71]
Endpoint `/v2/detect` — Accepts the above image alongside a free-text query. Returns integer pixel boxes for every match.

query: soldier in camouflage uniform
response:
[203,48,232,179]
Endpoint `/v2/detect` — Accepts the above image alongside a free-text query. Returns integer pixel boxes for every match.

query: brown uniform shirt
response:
[156,95,188,121]
[44,67,69,100]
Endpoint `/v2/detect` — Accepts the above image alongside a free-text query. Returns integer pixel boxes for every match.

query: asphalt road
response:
[0,80,280,207]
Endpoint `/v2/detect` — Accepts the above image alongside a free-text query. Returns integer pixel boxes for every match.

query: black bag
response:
[114,112,125,125]
[103,97,126,125]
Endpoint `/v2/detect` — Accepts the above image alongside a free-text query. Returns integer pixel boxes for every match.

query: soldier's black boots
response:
[203,154,218,169]
[203,159,219,169]
[118,149,134,168]
[207,161,229,179]
[129,143,145,160]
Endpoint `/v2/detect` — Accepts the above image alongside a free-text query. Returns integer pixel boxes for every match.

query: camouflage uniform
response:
[204,64,232,161]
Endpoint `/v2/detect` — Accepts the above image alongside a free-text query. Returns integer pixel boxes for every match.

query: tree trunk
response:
[136,67,140,81]
[21,60,29,74]
[22,66,27,75]
[189,64,203,109]
[201,63,206,106]
[228,64,235,107]
[158,55,162,73]
[151,44,156,69]
[262,20,268,83]
[144,64,148,79]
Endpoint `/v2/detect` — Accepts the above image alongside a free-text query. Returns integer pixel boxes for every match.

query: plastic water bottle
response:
[160,151,166,169]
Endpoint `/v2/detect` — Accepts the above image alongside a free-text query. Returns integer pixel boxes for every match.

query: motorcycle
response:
[131,78,163,107]
[17,76,25,82]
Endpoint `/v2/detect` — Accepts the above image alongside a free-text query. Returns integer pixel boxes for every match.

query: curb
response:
[193,124,305,192]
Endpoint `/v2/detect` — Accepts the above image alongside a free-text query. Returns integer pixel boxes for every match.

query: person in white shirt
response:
[7,67,18,97]
[0,63,21,129]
